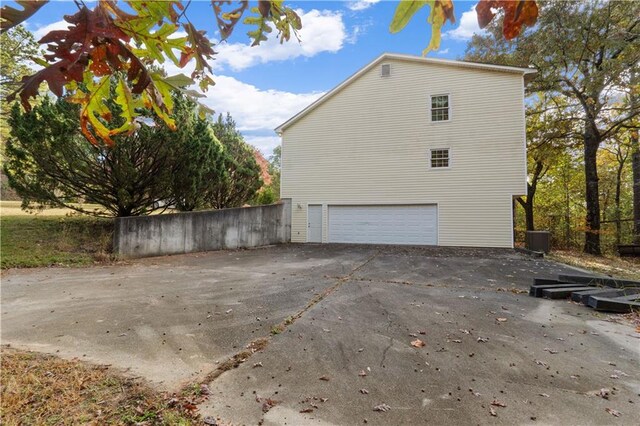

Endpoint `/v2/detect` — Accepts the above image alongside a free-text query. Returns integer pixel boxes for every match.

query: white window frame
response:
[429,148,451,170]
[429,93,451,123]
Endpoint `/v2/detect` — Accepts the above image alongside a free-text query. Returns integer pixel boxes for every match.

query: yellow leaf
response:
[390,1,432,33]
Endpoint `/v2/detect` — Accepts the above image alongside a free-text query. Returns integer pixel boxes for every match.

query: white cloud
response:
[32,19,70,40]
[443,5,485,41]
[244,135,282,155]
[213,9,346,71]
[347,0,381,11]
[201,74,323,133]
[436,48,450,55]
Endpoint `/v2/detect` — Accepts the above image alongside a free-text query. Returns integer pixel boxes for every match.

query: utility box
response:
[526,231,551,253]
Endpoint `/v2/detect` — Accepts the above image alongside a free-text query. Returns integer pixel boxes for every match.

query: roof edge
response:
[275,53,537,134]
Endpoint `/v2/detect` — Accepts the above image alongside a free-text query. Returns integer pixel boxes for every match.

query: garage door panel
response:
[328,205,437,245]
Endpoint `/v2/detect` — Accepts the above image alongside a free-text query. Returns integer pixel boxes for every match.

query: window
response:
[430,149,449,168]
[431,94,449,122]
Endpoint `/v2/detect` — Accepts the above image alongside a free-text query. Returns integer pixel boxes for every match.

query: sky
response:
[24,0,486,156]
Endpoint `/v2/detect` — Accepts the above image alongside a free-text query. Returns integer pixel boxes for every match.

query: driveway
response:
[1,244,638,424]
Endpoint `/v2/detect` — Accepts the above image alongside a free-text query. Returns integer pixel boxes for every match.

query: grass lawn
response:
[1,214,114,269]
[0,348,199,425]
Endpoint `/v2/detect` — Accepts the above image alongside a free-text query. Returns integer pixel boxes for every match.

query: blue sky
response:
[25,1,485,155]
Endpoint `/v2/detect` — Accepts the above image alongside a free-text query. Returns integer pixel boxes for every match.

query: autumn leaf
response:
[390,0,455,55]
[476,0,539,40]
[0,0,48,32]
[373,403,391,412]
[411,339,426,348]
[389,1,431,33]
[605,408,621,417]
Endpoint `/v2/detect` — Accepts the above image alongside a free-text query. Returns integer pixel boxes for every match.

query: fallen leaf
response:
[610,374,619,379]
[253,362,263,368]
[225,309,233,314]
[477,337,489,343]
[360,388,369,394]
[543,348,558,354]
[539,393,549,398]
[319,376,330,381]
[490,407,497,416]
[299,408,314,413]
[496,318,507,322]
[451,339,462,343]
[373,403,391,412]
[491,400,507,407]
[411,339,425,348]
[605,408,621,417]
[359,370,367,377]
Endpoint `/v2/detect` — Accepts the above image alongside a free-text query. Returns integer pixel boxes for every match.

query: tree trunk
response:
[583,128,602,255]
[614,160,624,246]
[632,131,640,245]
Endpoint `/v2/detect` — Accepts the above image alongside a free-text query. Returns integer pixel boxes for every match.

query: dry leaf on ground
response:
[411,339,425,348]
[605,408,621,417]
[373,403,391,412]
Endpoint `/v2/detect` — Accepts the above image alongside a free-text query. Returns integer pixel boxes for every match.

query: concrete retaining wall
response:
[114,200,291,258]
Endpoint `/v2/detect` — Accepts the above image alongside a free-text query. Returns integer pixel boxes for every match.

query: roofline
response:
[274,53,537,134]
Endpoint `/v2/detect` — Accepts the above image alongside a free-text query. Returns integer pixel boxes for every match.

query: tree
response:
[466,0,640,255]
[207,113,262,209]
[0,25,39,138]
[163,95,225,212]
[517,94,577,231]
[4,91,223,217]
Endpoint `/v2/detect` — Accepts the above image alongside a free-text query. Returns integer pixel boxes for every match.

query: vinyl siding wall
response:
[280,58,527,248]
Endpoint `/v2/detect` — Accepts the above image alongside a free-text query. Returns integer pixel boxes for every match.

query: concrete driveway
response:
[1,244,638,425]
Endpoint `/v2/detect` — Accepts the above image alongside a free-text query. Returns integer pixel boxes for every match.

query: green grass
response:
[0,215,114,269]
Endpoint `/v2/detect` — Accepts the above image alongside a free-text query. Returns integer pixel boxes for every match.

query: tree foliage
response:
[389,0,538,55]
[208,113,263,209]
[0,25,39,138]
[3,91,224,217]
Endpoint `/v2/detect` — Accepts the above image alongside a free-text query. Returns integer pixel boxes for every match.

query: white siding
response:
[281,57,527,248]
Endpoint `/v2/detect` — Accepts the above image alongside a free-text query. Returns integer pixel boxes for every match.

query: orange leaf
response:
[476,0,538,40]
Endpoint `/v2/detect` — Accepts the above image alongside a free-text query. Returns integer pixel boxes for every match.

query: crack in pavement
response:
[185,250,382,394]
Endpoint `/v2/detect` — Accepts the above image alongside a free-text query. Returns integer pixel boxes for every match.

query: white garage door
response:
[328,205,437,245]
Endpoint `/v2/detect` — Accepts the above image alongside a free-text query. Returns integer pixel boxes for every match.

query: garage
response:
[328,205,437,245]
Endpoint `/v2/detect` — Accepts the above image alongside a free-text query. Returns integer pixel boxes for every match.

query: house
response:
[275,53,536,248]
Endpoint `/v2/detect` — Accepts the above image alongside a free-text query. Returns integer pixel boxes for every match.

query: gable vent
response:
[381,64,391,77]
